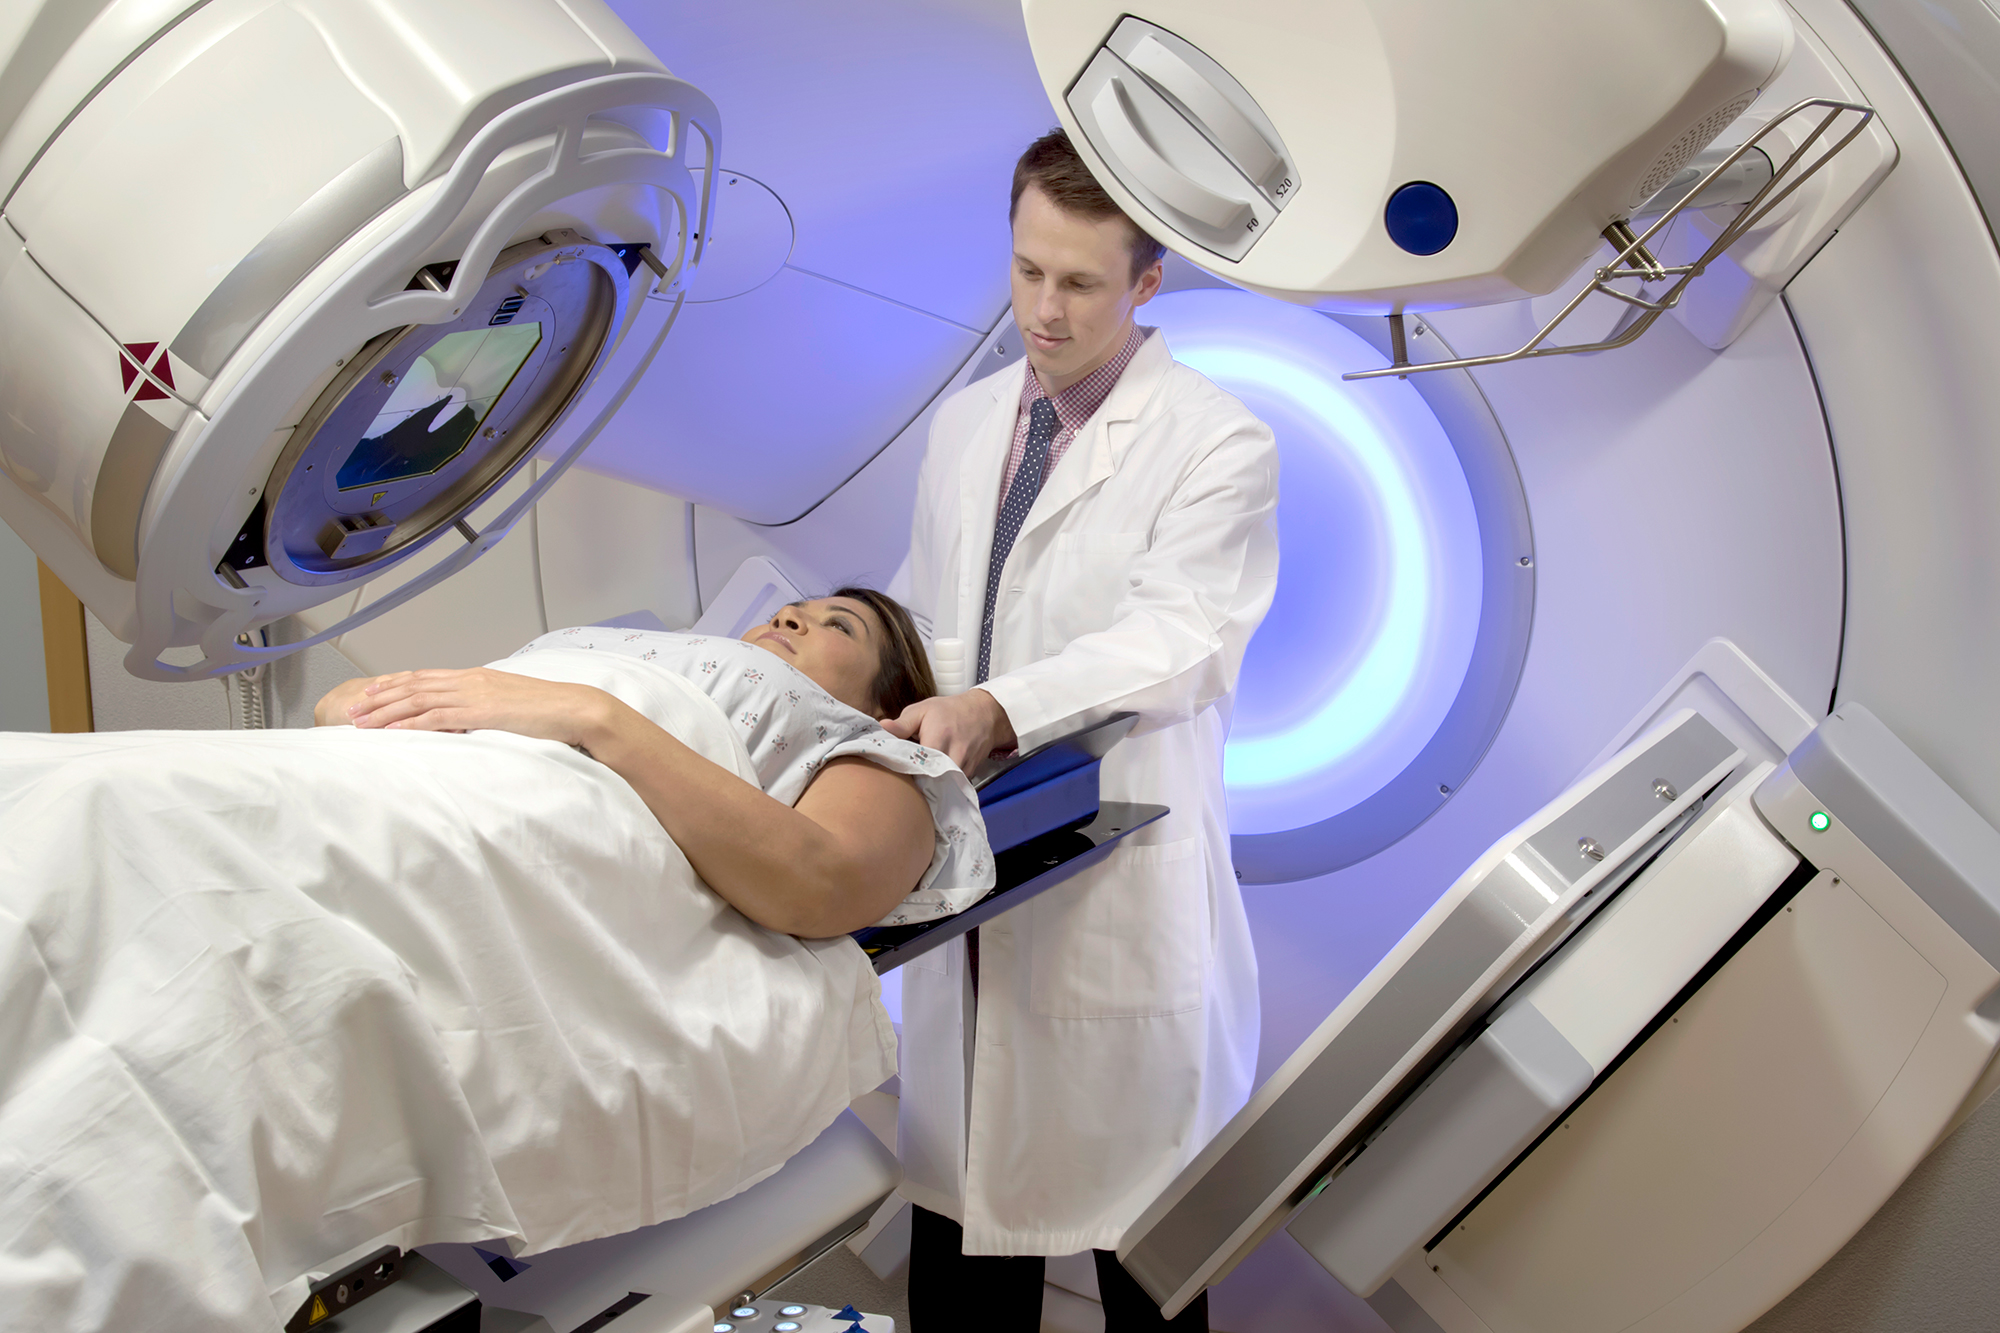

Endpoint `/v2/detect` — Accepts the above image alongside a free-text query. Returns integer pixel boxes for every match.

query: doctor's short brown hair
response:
[1010,128,1167,285]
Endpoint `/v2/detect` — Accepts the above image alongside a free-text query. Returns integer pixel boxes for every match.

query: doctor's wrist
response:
[969,688,1016,750]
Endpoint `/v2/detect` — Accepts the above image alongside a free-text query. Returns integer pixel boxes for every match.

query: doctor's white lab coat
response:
[899,331,1279,1257]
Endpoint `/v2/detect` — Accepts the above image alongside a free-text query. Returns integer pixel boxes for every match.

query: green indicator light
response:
[1809,811,1831,832]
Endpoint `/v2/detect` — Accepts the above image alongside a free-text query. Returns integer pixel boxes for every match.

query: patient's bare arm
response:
[313,676,376,725]
[345,668,934,937]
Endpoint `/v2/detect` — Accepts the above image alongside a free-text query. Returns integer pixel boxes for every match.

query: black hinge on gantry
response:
[219,496,269,583]
[407,259,459,292]
[572,1292,651,1331]
[609,242,671,283]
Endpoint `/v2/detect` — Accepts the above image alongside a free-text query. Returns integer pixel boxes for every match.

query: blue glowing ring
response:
[1149,290,1473,816]
[1144,288,1517,869]
[1174,344,1432,790]
[1223,308,1532,883]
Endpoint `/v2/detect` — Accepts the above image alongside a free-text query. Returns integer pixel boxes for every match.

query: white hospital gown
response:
[506,628,993,925]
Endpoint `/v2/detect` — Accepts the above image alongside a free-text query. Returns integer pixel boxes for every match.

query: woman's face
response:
[742,597,886,715]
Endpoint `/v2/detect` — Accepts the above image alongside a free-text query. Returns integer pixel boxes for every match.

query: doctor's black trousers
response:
[908,1205,1209,1333]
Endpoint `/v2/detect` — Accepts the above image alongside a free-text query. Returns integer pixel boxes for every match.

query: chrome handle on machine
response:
[1067,16,1296,262]
[1121,33,1280,186]
[1090,75,1253,231]
[1349,98,1875,381]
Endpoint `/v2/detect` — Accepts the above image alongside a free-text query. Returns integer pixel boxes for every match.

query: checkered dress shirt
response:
[996,323,1152,517]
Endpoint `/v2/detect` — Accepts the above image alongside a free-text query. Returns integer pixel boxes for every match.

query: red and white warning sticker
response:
[118,341,177,402]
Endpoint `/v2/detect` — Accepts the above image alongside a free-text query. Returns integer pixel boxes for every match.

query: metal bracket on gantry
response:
[1350,98,1879,380]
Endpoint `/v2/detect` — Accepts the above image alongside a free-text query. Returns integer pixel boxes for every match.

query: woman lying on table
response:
[0,587,987,1333]
[315,586,985,934]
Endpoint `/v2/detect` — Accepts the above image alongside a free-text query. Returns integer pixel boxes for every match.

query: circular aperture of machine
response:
[1144,289,1532,882]
[249,231,632,587]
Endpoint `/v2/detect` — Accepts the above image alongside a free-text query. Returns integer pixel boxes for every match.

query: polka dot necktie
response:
[976,396,1059,684]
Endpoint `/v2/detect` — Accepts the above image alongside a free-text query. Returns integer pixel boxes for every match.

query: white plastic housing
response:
[1289,783,1801,1299]
[0,0,717,679]
[1389,707,2000,1333]
[1021,0,1795,312]
[423,1110,898,1333]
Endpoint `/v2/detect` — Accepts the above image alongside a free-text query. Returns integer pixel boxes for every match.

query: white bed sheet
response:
[0,664,896,1332]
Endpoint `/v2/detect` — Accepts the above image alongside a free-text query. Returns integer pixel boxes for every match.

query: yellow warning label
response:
[308,1294,330,1325]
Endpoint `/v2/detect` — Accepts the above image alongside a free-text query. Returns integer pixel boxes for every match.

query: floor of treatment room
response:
[784,958,1394,1333]
[769,1089,1116,1333]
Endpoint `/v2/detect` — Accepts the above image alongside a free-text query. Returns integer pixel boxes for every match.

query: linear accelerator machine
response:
[0,11,1158,1333]
[5,1,2000,1332]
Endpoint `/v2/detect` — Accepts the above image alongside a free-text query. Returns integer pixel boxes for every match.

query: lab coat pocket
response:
[1028,837,1206,1019]
[1045,529,1150,639]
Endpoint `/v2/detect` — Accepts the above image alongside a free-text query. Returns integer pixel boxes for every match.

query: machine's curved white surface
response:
[1779,1,2000,826]
[572,0,1057,523]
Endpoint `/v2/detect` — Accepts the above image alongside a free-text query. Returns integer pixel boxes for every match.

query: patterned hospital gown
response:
[510,627,992,926]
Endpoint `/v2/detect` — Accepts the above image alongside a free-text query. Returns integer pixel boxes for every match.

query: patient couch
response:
[287,706,1159,1333]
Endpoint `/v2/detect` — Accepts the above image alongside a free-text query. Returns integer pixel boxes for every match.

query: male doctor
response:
[884,130,1279,1333]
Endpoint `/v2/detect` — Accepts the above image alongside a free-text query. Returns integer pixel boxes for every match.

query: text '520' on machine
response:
[0,0,716,682]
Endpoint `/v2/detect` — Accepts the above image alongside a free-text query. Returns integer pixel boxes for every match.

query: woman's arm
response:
[348,668,935,937]
[314,675,376,725]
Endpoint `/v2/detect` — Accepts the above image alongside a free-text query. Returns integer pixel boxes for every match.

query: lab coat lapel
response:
[1014,332,1173,546]
[956,362,1026,626]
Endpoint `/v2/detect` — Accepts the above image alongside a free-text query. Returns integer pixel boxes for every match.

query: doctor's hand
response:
[344,667,623,749]
[883,689,1017,775]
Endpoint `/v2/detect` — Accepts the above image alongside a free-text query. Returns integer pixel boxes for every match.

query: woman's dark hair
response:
[831,586,936,719]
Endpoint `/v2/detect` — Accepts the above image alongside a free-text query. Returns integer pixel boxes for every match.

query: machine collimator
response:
[0,0,718,680]
[1022,0,1798,311]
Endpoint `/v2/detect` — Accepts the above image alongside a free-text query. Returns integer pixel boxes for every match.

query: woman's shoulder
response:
[818,727,992,928]
[526,629,886,799]
[821,725,952,775]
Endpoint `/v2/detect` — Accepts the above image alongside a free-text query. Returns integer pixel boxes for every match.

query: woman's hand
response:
[346,667,621,748]
[314,676,376,726]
